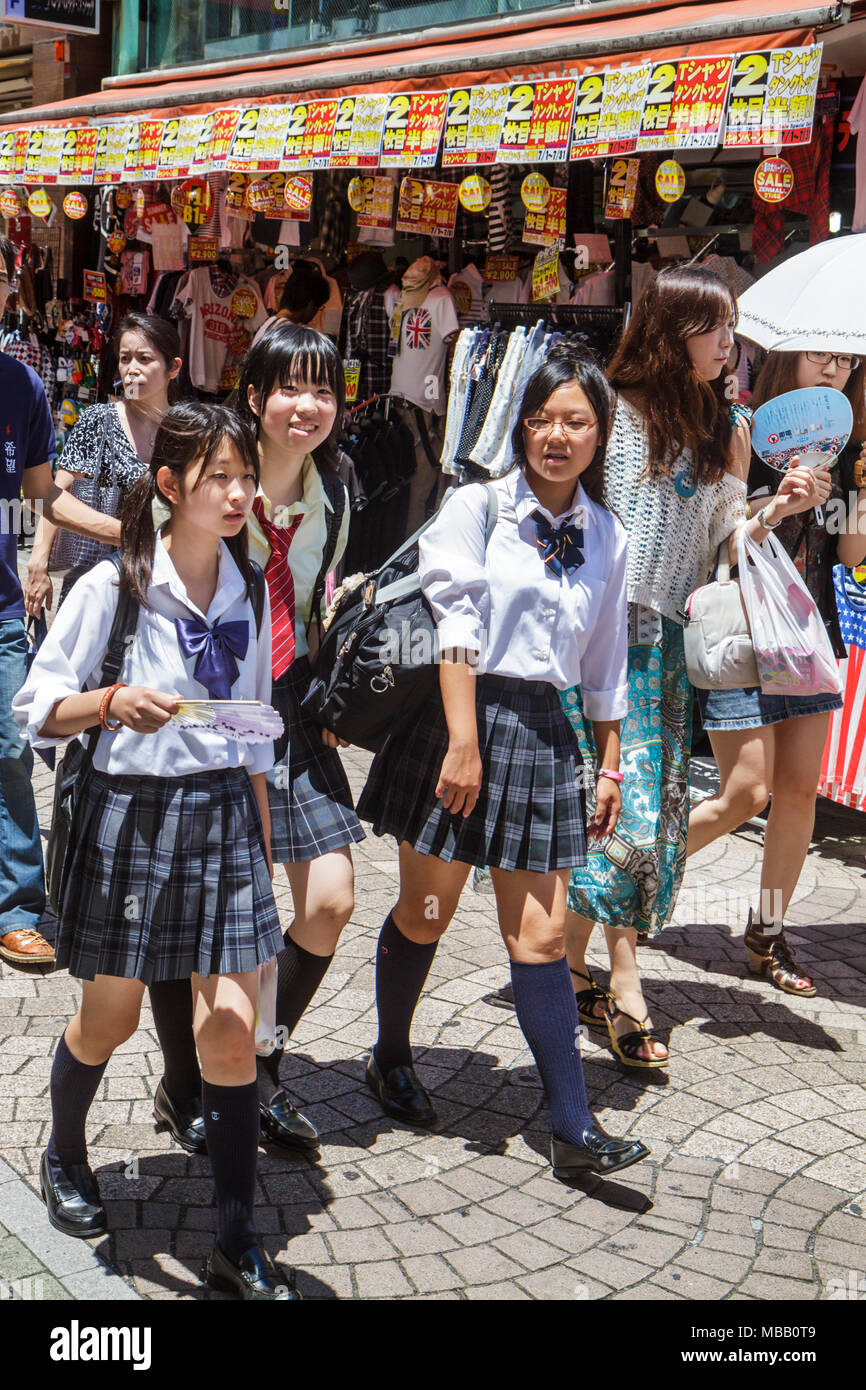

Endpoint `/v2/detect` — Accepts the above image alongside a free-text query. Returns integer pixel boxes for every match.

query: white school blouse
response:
[13,533,275,778]
[418,470,629,720]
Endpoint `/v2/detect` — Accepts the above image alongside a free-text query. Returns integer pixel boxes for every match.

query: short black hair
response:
[236,319,345,476]
[510,347,615,508]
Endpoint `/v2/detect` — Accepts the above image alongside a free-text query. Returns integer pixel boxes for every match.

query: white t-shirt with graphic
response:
[389,286,459,416]
[175,267,268,393]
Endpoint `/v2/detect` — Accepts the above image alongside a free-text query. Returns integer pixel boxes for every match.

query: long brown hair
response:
[751,350,866,444]
[607,265,736,485]
[119,401,259,608]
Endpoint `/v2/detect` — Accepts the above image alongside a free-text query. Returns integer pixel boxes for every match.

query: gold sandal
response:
[603,1003,669,1070]
[744,910,817,997]
[570,967,612,1028]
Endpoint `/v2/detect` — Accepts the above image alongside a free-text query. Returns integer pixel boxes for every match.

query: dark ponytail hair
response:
[236,319,344,476]
[511,346,615,509]
[119,400,259,608]
[114,312,182,404]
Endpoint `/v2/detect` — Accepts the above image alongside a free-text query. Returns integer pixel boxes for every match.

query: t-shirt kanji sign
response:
[395,178,458,238]
[570,64,650,160]
[637,56,733,150]
[441,85,510,167]
[330,93,389,168]
[282,99,340,171]
[380,93,448,168]
[499,80,576,163]
[724,44,822,147]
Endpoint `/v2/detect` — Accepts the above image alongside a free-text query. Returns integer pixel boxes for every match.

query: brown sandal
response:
[570,968,612,1028]
[744,910,817,997]
[603,1003,669,1069]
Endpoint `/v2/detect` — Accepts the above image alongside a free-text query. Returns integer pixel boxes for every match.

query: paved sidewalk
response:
[2,739,865,1301]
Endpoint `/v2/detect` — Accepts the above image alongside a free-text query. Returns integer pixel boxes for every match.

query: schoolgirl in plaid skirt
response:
[14,401,296,1300]
[356,350,651,1180]
[150,321,362,1158]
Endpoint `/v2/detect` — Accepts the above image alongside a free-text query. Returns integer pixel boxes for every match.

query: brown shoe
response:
[744,910,816,997]
[0,927,55,965]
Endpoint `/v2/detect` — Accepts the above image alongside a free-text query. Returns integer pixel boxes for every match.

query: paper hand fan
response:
[171,700,284,744]
[751,386,853,525]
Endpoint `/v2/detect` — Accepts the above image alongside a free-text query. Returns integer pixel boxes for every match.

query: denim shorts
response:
[697,684,843,731]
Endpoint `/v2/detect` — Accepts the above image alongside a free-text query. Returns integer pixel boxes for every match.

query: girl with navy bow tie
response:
[356,350,651,1181]
[14,401,297,1300]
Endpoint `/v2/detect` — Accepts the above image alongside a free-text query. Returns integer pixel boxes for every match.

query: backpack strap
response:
[306,472,347,638]
[249,561,266,636]
[82,554,140,759]
[375,481,499,607]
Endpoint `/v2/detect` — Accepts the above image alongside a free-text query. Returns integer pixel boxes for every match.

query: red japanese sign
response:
[282,99,340,170]
[523,186,567,247]
[380,93,448,168]
[499,80,576,163]
[638,56,733,150]
[395,178,459,238]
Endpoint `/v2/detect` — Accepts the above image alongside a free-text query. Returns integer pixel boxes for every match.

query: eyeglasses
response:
[805,351,861,371]
[524,417,597,437]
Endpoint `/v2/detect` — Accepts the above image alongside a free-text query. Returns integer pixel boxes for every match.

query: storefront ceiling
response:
[0,0,854,128]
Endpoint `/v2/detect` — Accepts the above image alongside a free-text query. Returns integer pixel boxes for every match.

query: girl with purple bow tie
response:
[14,401,298,1300]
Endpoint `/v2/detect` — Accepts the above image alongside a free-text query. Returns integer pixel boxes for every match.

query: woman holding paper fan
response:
[150,321,360,1159]
[687,348,866,996]
[560,268,830,1065]
[13,402,299,1299]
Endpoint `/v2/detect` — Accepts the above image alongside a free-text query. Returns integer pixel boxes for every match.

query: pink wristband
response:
[597,768,624,783]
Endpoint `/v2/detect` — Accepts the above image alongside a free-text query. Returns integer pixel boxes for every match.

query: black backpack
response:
[302,483,499,753]
[46,555,266,915]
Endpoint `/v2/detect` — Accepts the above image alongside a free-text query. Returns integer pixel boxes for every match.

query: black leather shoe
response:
[551,1126,650,1180]
[203,1243,301,1301]
[260,1089,319,1152]
[39,1150,107,1239]
[365,1051,437,1128]
[153,1080,207,1156]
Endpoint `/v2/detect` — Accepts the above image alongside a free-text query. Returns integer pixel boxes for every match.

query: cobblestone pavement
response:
[2,743,866,1302]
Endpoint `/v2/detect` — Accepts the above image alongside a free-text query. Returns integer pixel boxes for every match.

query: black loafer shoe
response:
[260,1089,319,1152]
[551,1126,650,1180]
[153,1080,207,1156]
[39,1150,107,1239]
[365,1051,437,1128]
[204,1243,301,1301]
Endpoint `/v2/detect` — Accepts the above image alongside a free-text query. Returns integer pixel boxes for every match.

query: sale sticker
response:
[284,175,313,214]
[231,286,259,319]
[171,177,214,228]
[0,188,21,217]
[27,189,53,219]
[83,269,107,303]
[458,174,491,213]
[655,159,686,202]
[531,246,560,302]
[523,186,566,248]
[483,254,519,282]
[754,156,794,202]
[63,190,88,219]
[189,235,220,262]
[521,172,551,213]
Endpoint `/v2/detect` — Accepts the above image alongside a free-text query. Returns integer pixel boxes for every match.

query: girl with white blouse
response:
[14,401,297,1301]
[357,350,650,1181]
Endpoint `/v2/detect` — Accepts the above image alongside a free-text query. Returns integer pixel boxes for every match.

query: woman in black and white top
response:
[358,349,650,1180]
[24,313,181,615]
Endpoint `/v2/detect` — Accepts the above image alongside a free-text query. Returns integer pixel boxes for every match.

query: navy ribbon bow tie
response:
[531,509,584,578]
[175,617,249,701]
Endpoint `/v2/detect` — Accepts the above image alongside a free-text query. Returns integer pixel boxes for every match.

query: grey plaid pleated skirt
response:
[56,767,284,984]
[358,674,587,873]
[267,656,365,863]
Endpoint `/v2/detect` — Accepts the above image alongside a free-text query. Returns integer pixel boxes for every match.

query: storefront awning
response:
[0,0,849,127]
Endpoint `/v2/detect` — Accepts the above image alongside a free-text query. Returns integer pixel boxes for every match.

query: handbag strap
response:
[81,553,140,762]
[374,482,499,607]
[306,472,347,639]
[716,539,732,583]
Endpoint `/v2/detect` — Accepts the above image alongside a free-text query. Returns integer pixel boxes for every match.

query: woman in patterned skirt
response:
[562,268,828,1068]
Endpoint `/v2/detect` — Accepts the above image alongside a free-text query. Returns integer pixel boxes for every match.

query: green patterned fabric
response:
[561,612,693,938]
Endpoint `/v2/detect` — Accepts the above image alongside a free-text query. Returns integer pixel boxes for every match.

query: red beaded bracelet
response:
[597,768,624,783]
[99,683,127,732]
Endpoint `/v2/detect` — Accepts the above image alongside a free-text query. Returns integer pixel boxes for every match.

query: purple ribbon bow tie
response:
[175,617,249,701]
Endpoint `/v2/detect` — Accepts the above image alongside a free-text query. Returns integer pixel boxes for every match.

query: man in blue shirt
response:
[0,235,121,966]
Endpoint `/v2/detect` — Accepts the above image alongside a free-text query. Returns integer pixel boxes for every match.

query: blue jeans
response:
[0,619,45,932]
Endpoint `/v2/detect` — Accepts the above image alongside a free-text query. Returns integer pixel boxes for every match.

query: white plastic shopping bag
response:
[737,527,842,697]
[254,957,278,1057]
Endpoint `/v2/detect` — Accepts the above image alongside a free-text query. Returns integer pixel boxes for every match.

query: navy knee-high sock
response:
[148,978,202,1105]
[47,1032,109,1169]
[374,911,438,1075]
[201,1079,259,1263]
[257,932,335,1100]
[510,957,593,1144]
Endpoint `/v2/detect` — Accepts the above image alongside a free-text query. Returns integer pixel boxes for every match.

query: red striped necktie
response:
[253,497,304,679]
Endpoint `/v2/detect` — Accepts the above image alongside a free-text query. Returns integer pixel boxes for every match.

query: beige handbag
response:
[683,538,759,689]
